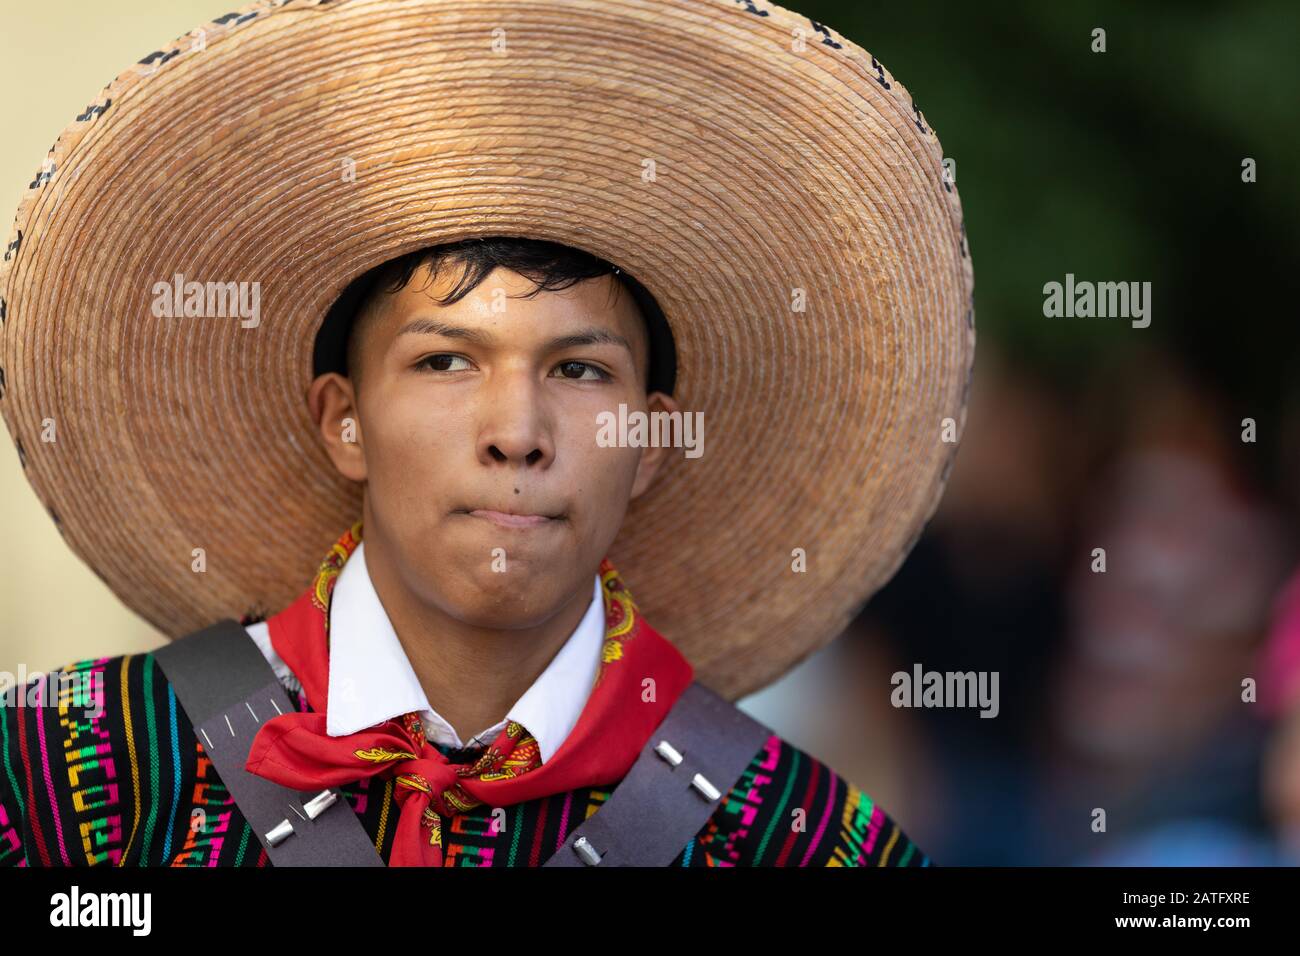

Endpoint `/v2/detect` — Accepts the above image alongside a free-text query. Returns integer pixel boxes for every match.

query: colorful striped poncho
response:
[0,651,929,868]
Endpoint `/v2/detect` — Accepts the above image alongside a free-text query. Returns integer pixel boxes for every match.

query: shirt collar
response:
[324,541,605,764]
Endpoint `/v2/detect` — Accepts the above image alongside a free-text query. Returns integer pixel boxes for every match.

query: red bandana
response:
[244,521,694,866]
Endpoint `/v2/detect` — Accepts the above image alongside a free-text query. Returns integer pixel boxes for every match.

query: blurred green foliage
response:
[794,0,1299,426]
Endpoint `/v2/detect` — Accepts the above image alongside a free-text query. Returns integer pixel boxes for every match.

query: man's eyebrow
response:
[543,327,634,354]
[397,318,633,355]
[397,318,492,345]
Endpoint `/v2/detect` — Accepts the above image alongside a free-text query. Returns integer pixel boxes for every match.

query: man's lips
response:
[453,507,565,529]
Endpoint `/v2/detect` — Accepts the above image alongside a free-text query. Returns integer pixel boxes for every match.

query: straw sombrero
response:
[0,0,973,701]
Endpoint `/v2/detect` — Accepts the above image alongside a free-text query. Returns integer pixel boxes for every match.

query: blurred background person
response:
[1045,356,1293,865]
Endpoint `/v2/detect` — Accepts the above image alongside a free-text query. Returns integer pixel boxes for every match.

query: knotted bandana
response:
[244,521,694,866]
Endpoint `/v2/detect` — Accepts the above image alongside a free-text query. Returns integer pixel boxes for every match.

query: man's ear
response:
[307,372,367,482]
[629,391,680,500]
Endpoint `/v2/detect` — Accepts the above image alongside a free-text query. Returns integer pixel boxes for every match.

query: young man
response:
[1,237,929,867]
[0,0,973,867]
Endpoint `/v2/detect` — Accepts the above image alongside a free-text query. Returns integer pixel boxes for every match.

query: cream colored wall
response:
[0,2,236,674]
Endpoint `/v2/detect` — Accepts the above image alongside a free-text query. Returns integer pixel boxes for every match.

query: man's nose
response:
[475,375,554,468]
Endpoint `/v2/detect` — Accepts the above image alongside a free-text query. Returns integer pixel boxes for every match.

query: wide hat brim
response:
[0,0,973,702]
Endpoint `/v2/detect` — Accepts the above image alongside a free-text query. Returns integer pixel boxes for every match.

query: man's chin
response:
[440,559,580,630]
[446,595,571,632]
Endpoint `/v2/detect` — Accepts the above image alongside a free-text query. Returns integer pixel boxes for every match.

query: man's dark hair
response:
[313,236,676,394]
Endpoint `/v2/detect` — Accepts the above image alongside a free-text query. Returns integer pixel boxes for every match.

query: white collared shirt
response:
[245,542,605,764]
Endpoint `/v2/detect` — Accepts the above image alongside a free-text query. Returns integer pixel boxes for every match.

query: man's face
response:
[309,260,676,630]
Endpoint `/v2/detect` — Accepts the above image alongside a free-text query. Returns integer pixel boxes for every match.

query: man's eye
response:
[552,361,608,381]
[419,354,472,372]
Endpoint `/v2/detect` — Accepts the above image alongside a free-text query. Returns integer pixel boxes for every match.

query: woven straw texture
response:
[0,0,974,701]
